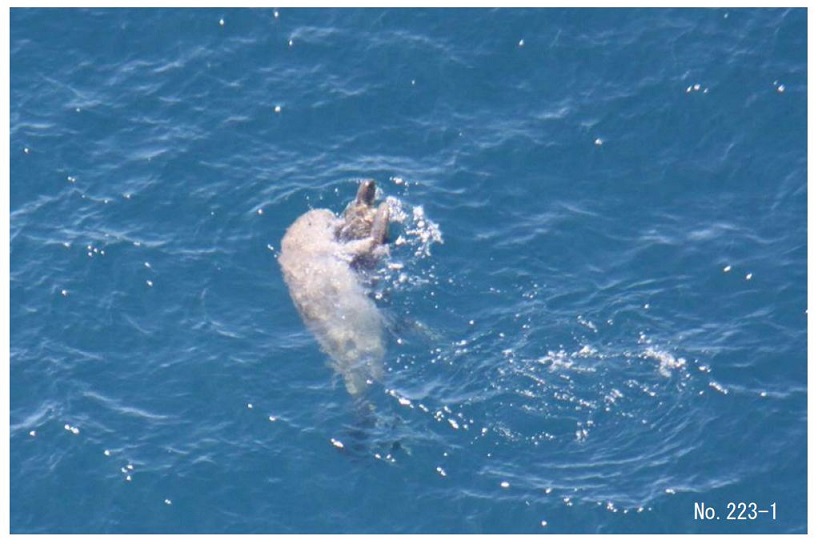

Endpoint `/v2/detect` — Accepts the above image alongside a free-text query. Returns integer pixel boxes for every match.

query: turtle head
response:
[355,179,377,206]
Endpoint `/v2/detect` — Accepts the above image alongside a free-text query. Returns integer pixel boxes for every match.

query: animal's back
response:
[279,208,385,395]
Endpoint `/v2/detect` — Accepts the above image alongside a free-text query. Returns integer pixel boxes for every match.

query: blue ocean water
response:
[10,8,807,534]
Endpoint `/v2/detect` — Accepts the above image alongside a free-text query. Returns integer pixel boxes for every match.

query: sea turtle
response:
[338,179,390,247]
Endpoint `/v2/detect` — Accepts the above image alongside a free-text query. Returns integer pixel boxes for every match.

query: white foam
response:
[385,196,443,260]
[644,348,687,377]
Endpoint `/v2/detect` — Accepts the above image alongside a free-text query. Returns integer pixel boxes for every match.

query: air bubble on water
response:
[576,345,596,357]
[709,381,728,395]
[577,316,598,332]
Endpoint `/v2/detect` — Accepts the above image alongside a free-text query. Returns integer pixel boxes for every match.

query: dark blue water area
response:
[10,8,806,534]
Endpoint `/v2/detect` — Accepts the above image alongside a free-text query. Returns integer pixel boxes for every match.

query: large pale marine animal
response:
[278,180,391,395]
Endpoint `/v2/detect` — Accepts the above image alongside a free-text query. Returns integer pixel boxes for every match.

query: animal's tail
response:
[335,395,406,461]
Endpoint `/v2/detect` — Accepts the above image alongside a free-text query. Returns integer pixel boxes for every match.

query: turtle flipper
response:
[371,202,390,245]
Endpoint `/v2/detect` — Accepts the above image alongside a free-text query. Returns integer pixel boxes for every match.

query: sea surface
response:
[10,8,807,534]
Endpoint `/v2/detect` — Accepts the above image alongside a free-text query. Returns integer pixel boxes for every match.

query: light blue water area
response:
[10,8,806,533]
